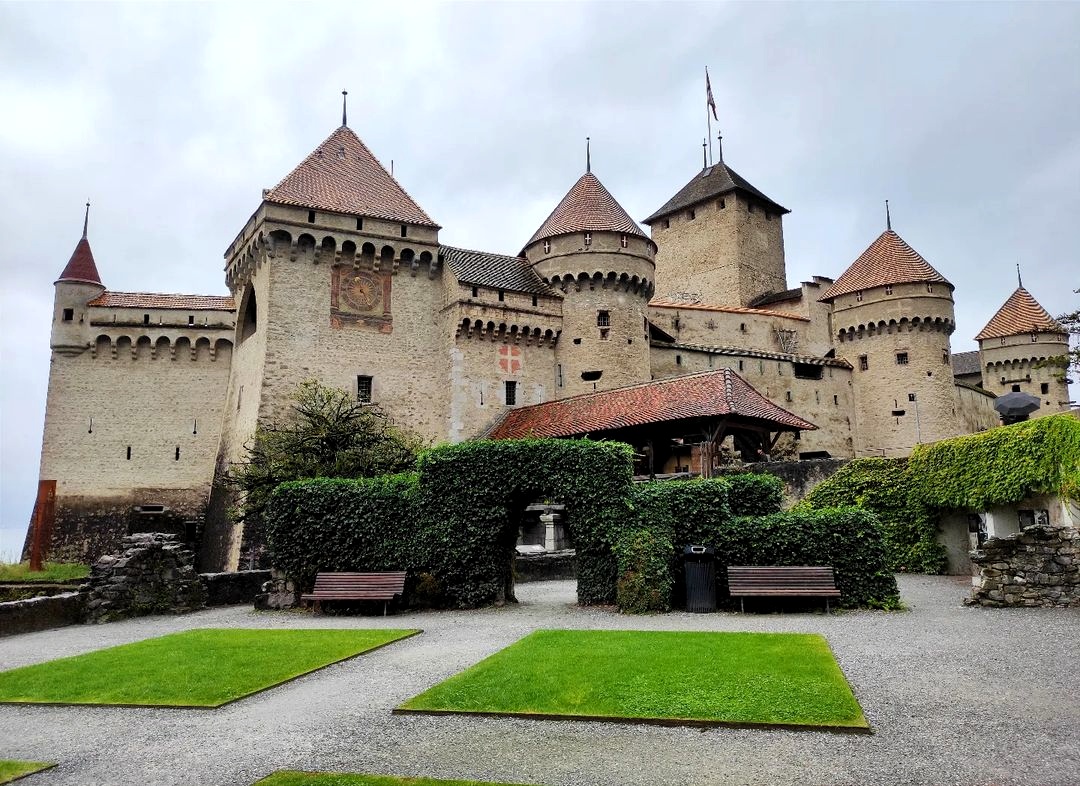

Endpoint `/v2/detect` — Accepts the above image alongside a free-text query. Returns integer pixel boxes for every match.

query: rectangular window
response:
[400,224,408,237]
[738,360,744,371]
[927,284,934,293]
[1041,382,1050,394]
[597,310,610,327]
[175,446,180,461]
[688,209,696,220]
[583,232,592,247]
[855,291,863,302]
[188,315,195,325]
[896,352,909,365]
[885,285,893,295]
[357,375,373,403]
[718,198,726,209]
[543,239,551,253]
[942,350,949,364]
[786,390,793,402]
[748,203,754,213]
[307,210,316,223]
[833,395,839,405]
[62,308,74,322]
[662,219,670,229]
[532,294,538,307]
[1031,333,1038,343]
[859,355,869,371]
[498,290,505,302]
[471,286,478,298]
[557,364,563,387]
[1012,384,1021,392]
[143,314,150,325]
[126,446,132,460]
[676,354,682,366]
[620,234,628,248]
[356,217,363,230]
[504,380,517,406]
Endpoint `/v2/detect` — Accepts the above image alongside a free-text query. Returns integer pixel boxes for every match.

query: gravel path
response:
[1,575,1077,786]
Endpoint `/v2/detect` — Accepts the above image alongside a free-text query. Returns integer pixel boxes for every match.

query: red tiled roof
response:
[525,172,647,248]
[488,368,817,439]
[87,291,235,310]
[649,297,808,322]
[975,287,1065,341]
[265,125,438,227]
[56,237,103,286]
[820,230,951,301]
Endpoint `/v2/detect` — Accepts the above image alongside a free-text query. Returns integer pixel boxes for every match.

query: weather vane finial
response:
[702,138,707,168]
[342,90,348,127]
[1017,262,1023,289]
[82,200,90,239]
[717,131,723,163]
[586,137,591,174]
[886,199,892,231]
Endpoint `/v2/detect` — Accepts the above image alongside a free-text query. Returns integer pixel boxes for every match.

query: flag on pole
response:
[706,67,718,121]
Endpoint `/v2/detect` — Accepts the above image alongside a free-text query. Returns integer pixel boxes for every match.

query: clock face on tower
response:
[342,271,381,312]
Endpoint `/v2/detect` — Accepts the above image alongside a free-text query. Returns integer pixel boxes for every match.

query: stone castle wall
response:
[967,525,1079,608]
[979,332,1071,415]
[650,192,786,307]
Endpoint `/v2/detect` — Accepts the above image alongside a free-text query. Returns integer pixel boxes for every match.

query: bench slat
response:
[303,571,407,605]
[726,565,840,602]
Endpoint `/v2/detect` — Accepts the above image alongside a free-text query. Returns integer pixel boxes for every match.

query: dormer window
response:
[583,232,592,247]
[620,234,628,248]
[543,239,551,254]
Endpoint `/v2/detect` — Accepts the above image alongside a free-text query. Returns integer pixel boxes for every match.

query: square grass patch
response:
[254,772,536,786]
[397,629,868,732]
[0,761,55,784]
[0,628,419,708]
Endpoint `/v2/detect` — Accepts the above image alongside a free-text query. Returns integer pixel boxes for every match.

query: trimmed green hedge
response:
[267,439,634,608]
[620,478,898,611]
[908,414,1080,510]
[800,458,946,573]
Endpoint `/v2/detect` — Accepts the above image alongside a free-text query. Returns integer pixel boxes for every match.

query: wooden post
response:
[28,480,57,572]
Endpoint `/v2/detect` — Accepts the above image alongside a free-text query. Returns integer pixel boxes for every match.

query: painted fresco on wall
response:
[330,266,393,332]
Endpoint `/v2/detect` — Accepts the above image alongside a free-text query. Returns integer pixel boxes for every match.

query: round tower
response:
[822,228,959,456]
[522,169,655,397]
[975,283,1071,414]
[52,203,105,356]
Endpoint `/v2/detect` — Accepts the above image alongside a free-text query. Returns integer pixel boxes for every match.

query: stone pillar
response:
[542,511,565,551]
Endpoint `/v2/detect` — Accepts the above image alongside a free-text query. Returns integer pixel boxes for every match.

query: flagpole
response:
[706,67,713,166]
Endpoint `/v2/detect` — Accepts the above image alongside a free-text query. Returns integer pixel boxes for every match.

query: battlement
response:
[88,333,233,361]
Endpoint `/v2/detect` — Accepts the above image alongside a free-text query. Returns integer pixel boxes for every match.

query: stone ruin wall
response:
[967,525,1079,608]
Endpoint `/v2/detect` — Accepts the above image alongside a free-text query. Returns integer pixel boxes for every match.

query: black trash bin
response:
[683,545,716,613]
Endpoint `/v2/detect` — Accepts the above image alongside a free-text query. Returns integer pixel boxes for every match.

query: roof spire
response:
[82,200,90,239]
[885,199,891,231]
[586,137,591,174]
[1017,262,1023,289]
[717,131,723,163]
[341,89,348,127]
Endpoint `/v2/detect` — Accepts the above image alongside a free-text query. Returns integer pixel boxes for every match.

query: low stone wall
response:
[967,525,1079,608]
[0,592,85,637]
[200,570,272,606]
[719,458,850,507]
[85,533,206,623]
[254,568,299,610]
[515,550,577,583]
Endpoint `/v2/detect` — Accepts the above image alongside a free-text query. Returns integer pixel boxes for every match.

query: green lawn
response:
[255,773,535,786]
[0,561,88,583]
[0,761,55,784]
[398,629,868,731]
[0,628,419,708]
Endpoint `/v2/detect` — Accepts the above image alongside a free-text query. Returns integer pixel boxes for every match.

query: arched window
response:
[239,284,257,342]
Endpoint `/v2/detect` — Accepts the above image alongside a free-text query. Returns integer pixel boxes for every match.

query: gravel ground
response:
[1,575,1077,786]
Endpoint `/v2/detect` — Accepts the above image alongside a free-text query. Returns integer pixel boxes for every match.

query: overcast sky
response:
[1,1,1078,557]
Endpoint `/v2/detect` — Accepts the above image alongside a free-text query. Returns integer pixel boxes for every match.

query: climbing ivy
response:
[800,458,946,574]
[908,414,1080,511]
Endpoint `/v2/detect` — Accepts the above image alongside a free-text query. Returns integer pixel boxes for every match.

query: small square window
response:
[62,308,74,322]
[885,285,893,295]
[1011,384,1021,393]
[859,355,869,371]
[1000,338,1006,345]
[597,310,610,327]
[896,352,909,365]
[1041,382,1050,394]
[356,217,364,230]
[504,380,517,406]
[927,284,934,293]
[357,375,373,403]
[307,210,316,223]
[1030,333,1038,343]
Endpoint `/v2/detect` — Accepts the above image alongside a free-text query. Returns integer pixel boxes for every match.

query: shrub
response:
[725,473,784,516]
[908,414,1080,510]
[615,527,674,613]
[800,458,946,573]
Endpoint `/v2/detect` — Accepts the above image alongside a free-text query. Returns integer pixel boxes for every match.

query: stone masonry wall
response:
[85,533,206,622]
[967,525,1079,608]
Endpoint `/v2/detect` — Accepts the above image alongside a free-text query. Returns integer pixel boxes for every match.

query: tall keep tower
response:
[821,228,960,456]
[522,169,655,397]
[975,284,1071,414]
[644,153,789,307]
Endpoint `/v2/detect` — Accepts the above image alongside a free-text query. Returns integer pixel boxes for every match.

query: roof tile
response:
[820,230,951,301]
[441,246,554,295]
[975,287,1065,341]
[488,368,816,439]
[88,291,235,310]
[266,126,438,227]
[644,161,789,224]
[525,173,647,248]
[951,349,982,377]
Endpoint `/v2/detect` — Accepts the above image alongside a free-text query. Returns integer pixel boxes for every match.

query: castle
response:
[33,115,1072,571]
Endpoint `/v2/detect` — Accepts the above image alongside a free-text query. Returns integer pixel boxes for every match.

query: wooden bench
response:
[726,566,840,613]
[300,571,407,616]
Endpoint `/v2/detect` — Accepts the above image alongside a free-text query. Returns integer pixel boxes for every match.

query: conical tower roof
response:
[265,125,438,227]
[975,287,1065,341]
[525,172,647,249]
[56,207,103,286]
[820,229,950,301]
[644,160,789,225]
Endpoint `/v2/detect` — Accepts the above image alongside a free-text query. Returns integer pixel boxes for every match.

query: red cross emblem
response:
[498,345,522,374]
